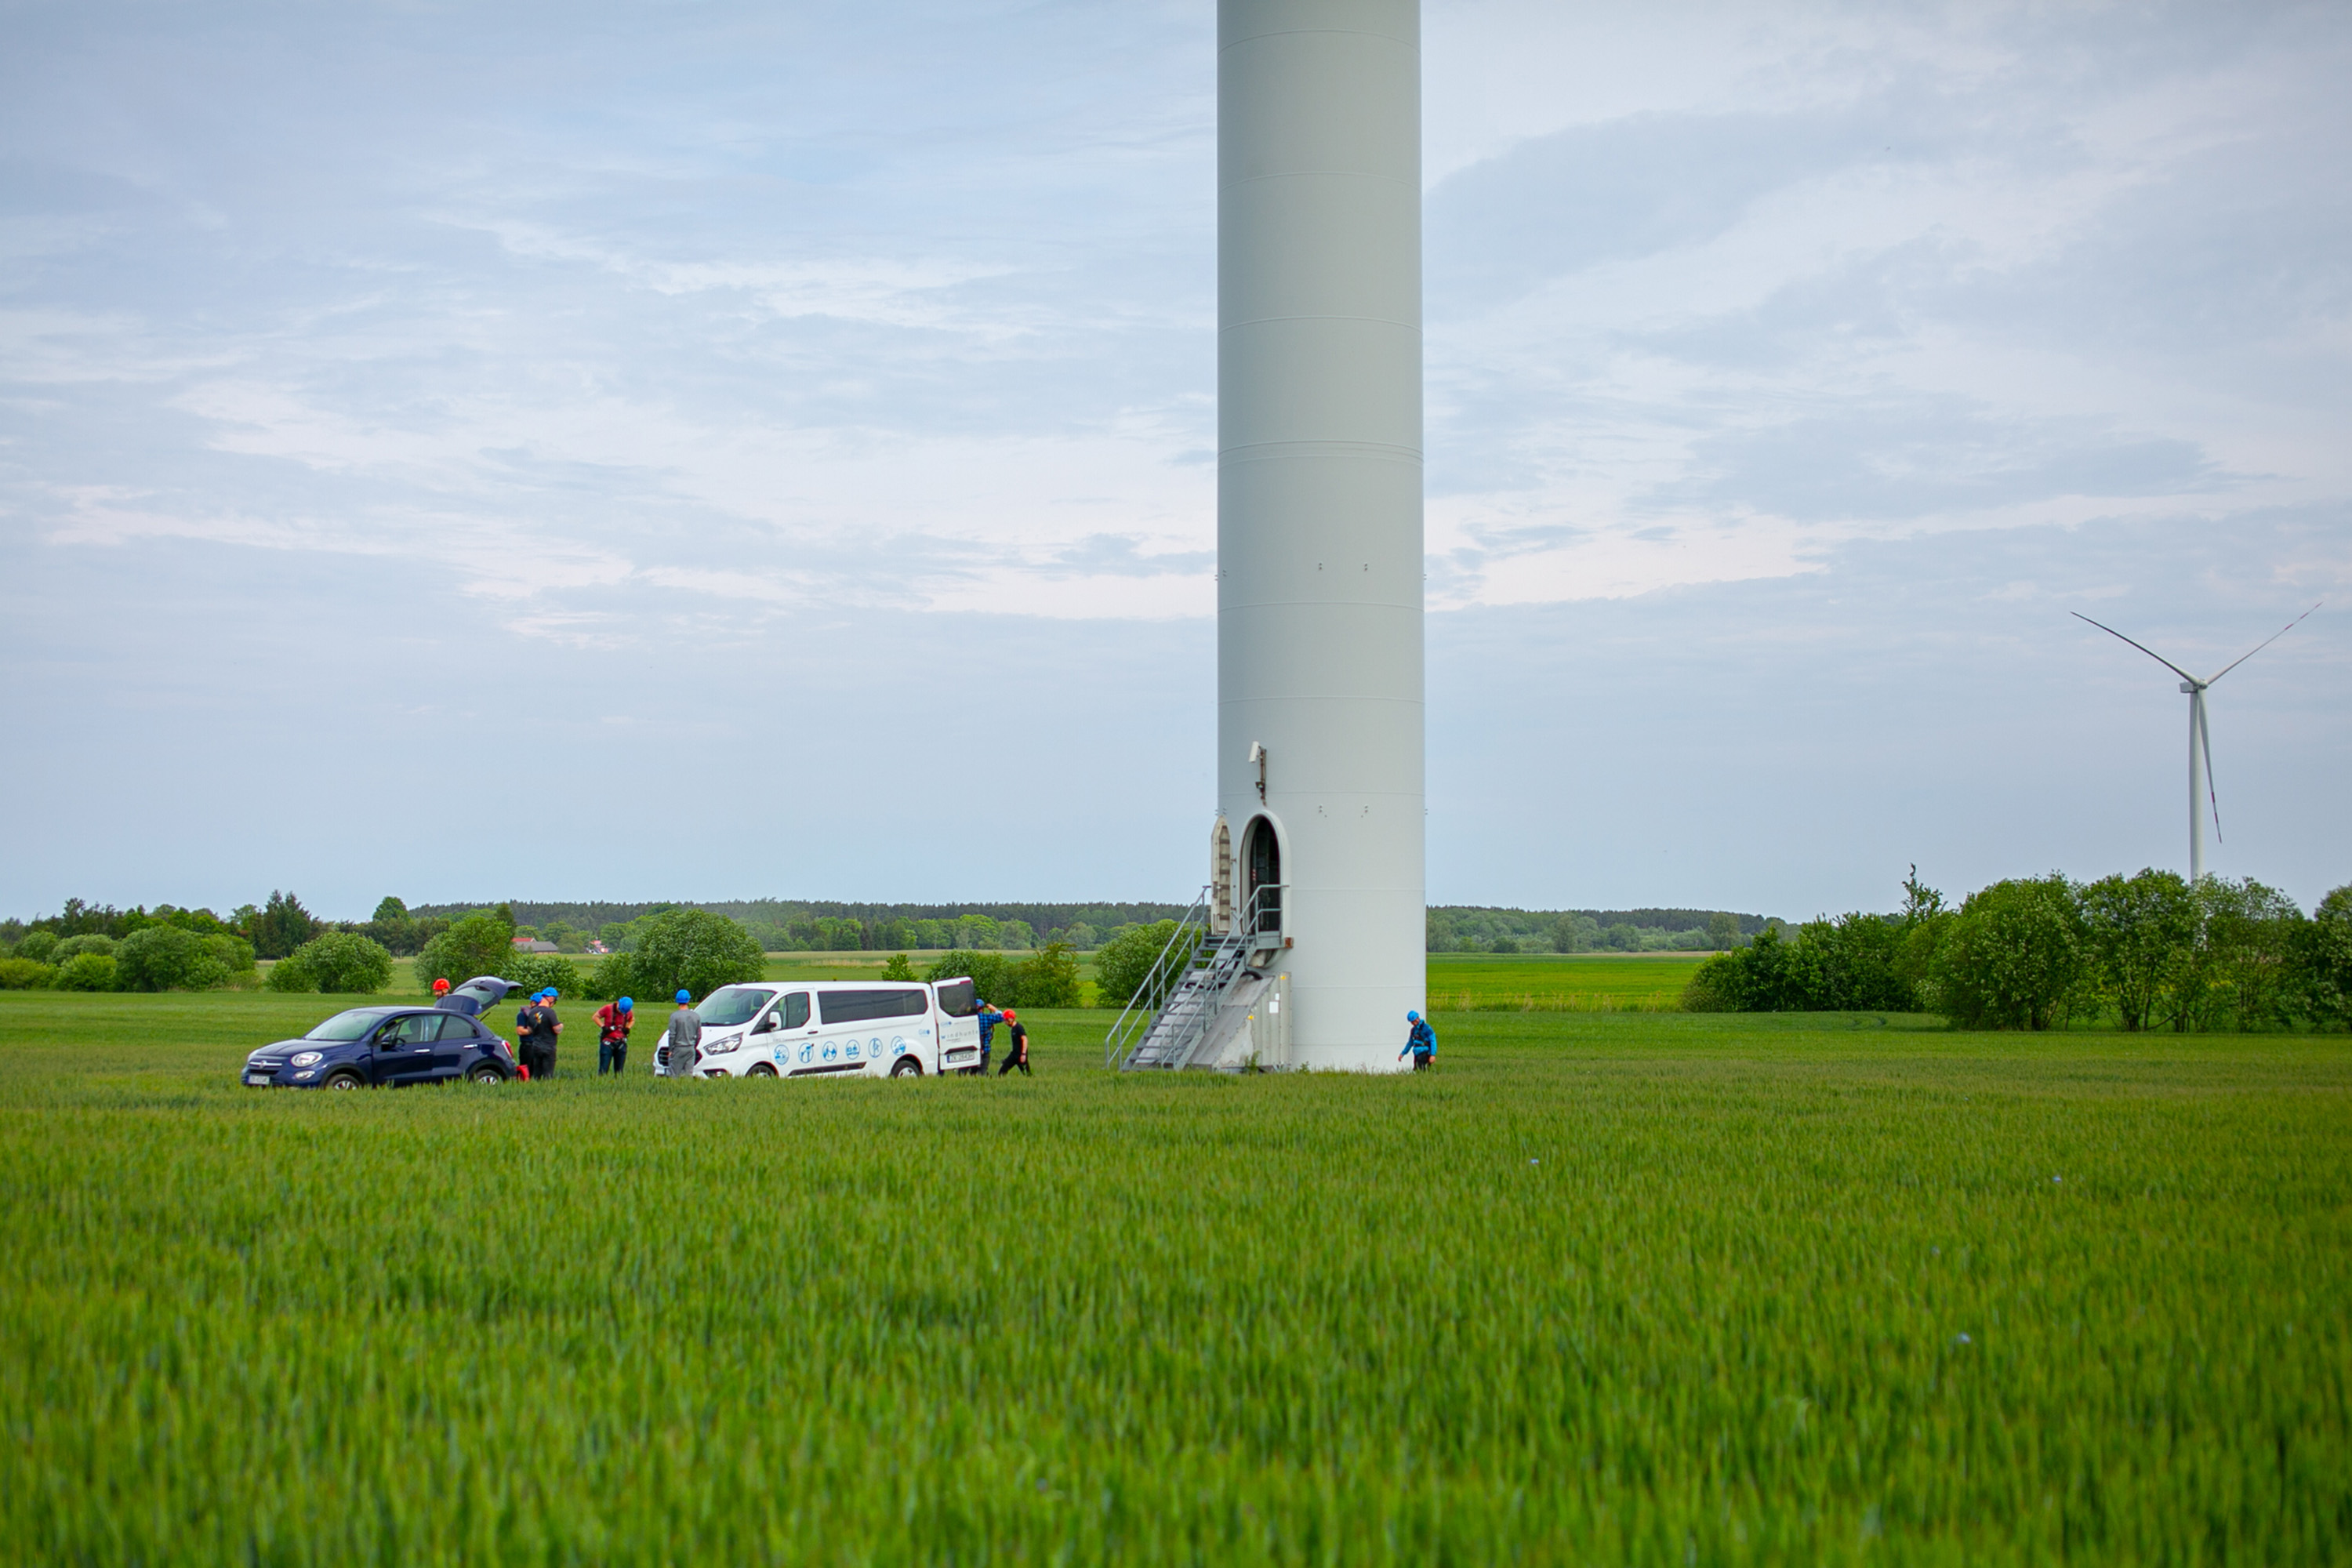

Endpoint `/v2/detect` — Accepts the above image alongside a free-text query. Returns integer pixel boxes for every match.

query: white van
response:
[657,976,986,1079]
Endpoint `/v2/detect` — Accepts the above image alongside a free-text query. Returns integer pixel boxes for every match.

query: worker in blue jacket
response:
[1399,1010,1436,1071]
[974,1001,1004,1074]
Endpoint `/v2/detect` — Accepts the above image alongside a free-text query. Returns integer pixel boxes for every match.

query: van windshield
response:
[696,987,777,1029]
[306,1009,392,1041]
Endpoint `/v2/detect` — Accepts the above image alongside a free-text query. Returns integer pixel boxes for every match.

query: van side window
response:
[782,992,810,1029]
[935,980,975,1018]
[819,988,929,1025]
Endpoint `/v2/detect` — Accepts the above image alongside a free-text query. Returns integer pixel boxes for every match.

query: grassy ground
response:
[1425,951,1706,1010]
[3,992,2345,1564]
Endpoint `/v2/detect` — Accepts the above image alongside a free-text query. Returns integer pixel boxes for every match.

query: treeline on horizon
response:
[2,894,1779,961]
[1686,867,2352,1033]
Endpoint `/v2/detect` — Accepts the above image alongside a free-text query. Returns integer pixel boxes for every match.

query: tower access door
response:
[1243,816,1282,941]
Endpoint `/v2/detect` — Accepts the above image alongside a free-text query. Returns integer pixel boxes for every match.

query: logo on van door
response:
[891,1036,906,1055]
[799,1044,814,1065]
[822,1043,837,1062]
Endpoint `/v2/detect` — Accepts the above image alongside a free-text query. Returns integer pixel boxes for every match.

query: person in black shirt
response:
[521,989,563,1080]
[996,1010,1030,1076]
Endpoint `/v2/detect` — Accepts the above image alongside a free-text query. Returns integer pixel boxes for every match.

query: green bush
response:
[15,931,59,964]
[49,935,118,967]
[503,953,585,999]
[113,925,233,993]
[414,913,517,993]
[1926,874,2089,1030]
[53,953,118,992]
[2289,883,2352,1029]
[1004,941,1081,1008]
[273,932,395,994]
[2078,869,2198,1031]
[0,957,56,989]
[597,909,764,1004]
[880,953,917,982]
[924,950,1011,1007]
[1092,920,1194,1010]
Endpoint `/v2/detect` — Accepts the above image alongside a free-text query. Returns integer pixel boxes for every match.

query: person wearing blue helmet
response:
[1399,1009,1436,1071]
[595,994,636,1076]
[519,988,563,1080]
[662,988,702,1079]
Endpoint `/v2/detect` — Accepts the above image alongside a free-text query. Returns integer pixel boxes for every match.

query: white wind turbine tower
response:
[2072,604,2321,882]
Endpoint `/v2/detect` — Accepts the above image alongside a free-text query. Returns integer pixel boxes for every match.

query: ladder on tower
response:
[1105,884,1286,1071]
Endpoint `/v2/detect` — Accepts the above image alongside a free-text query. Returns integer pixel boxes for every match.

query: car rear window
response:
[819,988,929,1025]
[934,979,976,1018]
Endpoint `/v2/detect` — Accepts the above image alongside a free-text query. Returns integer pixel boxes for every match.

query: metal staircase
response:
[1105,884,1286,1071]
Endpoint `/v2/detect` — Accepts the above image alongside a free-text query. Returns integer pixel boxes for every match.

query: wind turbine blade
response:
[2206,601,2322,684]
[2198,696,2222,846]
[2071,611,2198,683]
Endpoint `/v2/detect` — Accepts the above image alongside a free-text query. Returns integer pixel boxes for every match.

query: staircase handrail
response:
[1102,887,1211,1068]
[1115,881,1290,1070]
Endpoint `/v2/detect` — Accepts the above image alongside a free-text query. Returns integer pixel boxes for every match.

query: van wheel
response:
[890,1056,922,1078]
[748,1062,779,1078]
[325,1070,365,1091]
[466,1062,504,1084]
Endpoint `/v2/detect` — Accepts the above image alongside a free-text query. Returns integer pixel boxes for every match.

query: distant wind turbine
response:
[2071,603,2321,881]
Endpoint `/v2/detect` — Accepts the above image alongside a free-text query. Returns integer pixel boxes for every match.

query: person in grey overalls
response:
[663,989,702,1079]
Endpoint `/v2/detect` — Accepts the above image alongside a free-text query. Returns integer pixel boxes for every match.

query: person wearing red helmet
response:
[996,1009,1030,1076]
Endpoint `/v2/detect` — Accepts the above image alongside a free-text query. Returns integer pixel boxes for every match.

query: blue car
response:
[243,977,525,1088]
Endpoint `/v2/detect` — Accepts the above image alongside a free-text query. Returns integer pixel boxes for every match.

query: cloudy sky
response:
[3,0,2346,921]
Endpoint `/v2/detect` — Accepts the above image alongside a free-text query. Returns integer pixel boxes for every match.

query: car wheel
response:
[747,1062,779,1078]
[890,1056,923,1078]
[466,1062,504,1084]
[325,1069,365,1091]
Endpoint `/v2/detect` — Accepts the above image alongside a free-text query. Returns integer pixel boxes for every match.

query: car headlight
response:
[290,1051,324,1068]
[704,1033,739,1054]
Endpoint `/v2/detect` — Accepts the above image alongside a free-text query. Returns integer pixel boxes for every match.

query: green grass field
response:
[3,991,2345,1563]
[1425,951,1706,1011]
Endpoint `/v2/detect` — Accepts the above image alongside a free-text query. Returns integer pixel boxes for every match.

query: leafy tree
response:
[2288,884,2352,1029]
[250,891,322,960]
[1926,874,2089,1030]
[503,953,584,998]
[271,932,394,993]
[414,912,517,992]
[601,909,765,1004]
[114,925,233,992]
[2201,877,2302,1030]
[0,958,56,989]
[1602,922,1639,952]
[880,953,917,981]
[1705,913,1740,951]
[53,953,118,992]
[1094,919,1194,1010]
[1490,935,1520,954]
[1004,941,1081,1007]
[924,950,1011,1004]
[49,935,117,966]
[365,895,423,955]
[16,931,59,964]
[2078,869,2196,1031]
